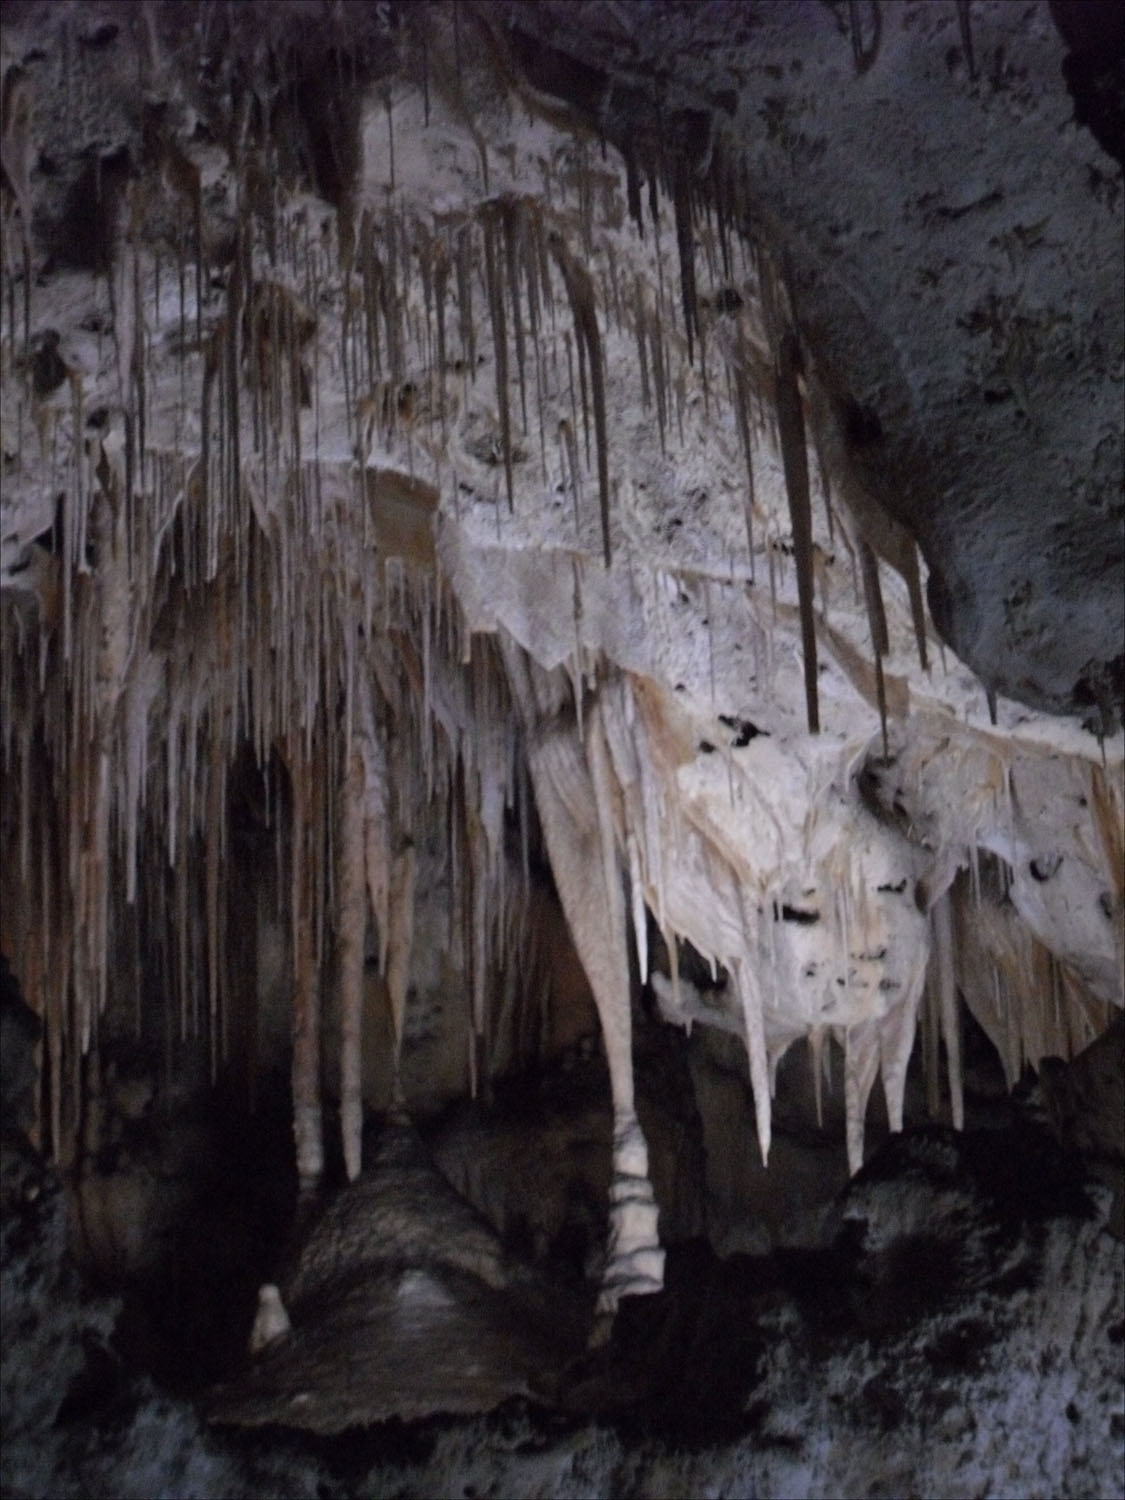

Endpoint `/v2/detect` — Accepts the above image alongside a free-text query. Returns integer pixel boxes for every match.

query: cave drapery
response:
[0,0,1122,1309]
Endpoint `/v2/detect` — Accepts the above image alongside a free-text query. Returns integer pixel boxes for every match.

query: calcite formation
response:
[0,1,1121,1309]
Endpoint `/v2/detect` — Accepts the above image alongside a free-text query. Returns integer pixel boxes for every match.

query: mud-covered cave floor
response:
[3,1103,1123,1500]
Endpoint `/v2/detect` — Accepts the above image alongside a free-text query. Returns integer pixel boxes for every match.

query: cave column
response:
[526,697,664,1316]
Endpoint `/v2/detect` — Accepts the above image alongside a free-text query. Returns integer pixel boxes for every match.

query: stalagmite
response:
[337,742,366,1181]
[248,1284,291,1356]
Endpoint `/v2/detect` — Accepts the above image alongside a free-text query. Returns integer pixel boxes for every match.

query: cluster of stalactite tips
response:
[1,2,1120,1304]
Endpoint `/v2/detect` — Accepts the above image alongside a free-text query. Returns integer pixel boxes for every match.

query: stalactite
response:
[1,63,33,354]
[627,831,648,984]
[711,143,733,281]
[880,974,924,1138]
[932,889,964,1129]
[337,741,366,1181]
[732,351,757,576]
[205,735,223,1085]
[548,232,611,566]
[673,157,698,366]
[386,208,403,384]
[361,211,383,382]
[812,424,836,545]
[456,222,475,375]
[774,330,819,732]
[287,739,324,1190]
[957,0,977,79]
[848,0,883,75]
[432,236,449,441]
[633,278,650,412]
[501,197,528,431]
[858,537,890,758]
[735,957,772,1166]
[559,417,582,538]
[563,328,578,452]
[810,1027,825,1130]
[386,835,416,1093]
[844,1016,881,1174]
[922,966,942,1116]
[534,330,547,483]
[606,241,622,332]
[905,542,929,672]
[625,140,643,238]
[576,309,591,467]
[482,209,513,511]
[650,309,667,455]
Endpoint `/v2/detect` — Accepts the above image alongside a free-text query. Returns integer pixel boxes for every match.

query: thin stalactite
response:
[559,417,582,539]
[774,329,819,733]
[625,139,644,238]
[576,302,590,467]
[337,740,366,1180]
[456,222,475,375]
[650,308,667,456]
[501,197,528,432]
[733,353,757,579]
[634,278,650,412]
[673,157,698,366]
[904,542,929,672]
[482,208,513,511]
[858,537,890,758]
[549,231,611,566]
[434,236,449,440]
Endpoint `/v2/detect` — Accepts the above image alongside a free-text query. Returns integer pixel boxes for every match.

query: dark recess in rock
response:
[1050,0,1125,165]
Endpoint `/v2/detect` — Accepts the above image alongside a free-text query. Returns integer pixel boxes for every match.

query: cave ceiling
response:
[0,0,1122,1306]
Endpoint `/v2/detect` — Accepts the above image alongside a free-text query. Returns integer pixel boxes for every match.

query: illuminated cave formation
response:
[0,0,1122,1401]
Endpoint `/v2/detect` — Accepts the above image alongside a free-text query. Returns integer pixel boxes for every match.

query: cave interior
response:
[0,1,1123,1493]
